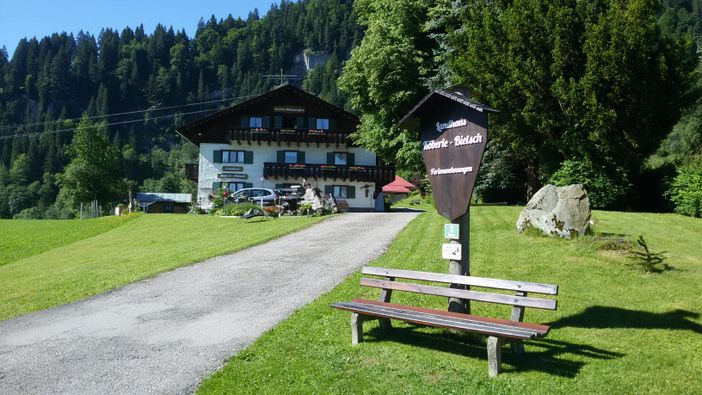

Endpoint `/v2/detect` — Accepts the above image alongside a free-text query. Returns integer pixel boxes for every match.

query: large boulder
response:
[516,184,591,238]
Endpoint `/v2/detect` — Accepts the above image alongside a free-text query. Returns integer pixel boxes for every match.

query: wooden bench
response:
[331,267,559,377]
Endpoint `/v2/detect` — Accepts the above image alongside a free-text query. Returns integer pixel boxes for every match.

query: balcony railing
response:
[184,163,198,181]
[228,128,353,146]
[264,162,395,185]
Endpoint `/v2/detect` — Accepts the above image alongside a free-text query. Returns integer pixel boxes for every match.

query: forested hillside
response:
[0,0,360,218]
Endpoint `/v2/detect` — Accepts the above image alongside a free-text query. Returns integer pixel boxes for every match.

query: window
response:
[333,185,348,198]
[222,150,245,163]
[334,153,347,165]
[224,182,245,191]
[249,117,263,128]
[250,189,267,198]
[284,151,298,164]
[163,204,174,213]
[316,118,329,130]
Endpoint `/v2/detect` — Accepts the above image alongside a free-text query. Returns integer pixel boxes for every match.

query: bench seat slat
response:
[332,300,548,340]
[362,267,558,295]
[353,299,550,334]
[361,278,557,310]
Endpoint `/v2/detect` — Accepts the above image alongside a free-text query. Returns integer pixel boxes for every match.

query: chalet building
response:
[135,192,192,213]
[177,83,394,211]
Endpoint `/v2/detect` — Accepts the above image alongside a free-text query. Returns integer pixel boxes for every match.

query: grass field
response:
[198,204,702,394]
[0,214,324,321]
[0,215,135,266]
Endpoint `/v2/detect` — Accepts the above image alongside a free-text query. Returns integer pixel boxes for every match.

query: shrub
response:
[217,203,260,217]
[13,206,43,219]
[666,158,702,217]
[627,235,670,273]
[549,160,628,209]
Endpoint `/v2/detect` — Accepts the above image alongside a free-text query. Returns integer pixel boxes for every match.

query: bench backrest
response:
[361,267,558,310]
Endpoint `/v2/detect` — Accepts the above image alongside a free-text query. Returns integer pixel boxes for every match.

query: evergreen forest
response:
[1,0,702,218]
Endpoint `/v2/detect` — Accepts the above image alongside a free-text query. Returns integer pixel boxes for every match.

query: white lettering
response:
[454,133,483,147]
[430,167,473,175]
[422,138,450,151]
[436,118,468,132]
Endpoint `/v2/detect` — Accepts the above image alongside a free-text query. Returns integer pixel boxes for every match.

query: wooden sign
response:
[421,110,488,221]
[218,173,248,179]
[273,106,305,114]
[397,85,495,314]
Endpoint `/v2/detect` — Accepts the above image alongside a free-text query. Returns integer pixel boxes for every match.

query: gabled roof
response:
[383,184,413,194]
[384,175,415,189]
[136,193,192,204]
[397,84,498,129]
[177,83,358,144]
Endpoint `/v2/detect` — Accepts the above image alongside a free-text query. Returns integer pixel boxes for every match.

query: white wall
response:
[197,142,378,210]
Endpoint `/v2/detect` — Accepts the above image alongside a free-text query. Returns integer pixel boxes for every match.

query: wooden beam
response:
[360,278,557,310]
[362,267,558,295]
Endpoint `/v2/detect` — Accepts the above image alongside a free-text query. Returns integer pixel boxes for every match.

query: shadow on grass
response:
[364,325,622,378]
[551,306,702,334]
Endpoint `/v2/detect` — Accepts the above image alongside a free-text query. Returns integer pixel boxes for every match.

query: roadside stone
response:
[516,184,591,238]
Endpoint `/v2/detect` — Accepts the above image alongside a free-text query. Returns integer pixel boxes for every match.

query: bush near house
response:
[666,158,702,217]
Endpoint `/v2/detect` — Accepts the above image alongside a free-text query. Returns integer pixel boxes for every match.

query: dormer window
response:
[316,118,330,130]
[249,117,263,128]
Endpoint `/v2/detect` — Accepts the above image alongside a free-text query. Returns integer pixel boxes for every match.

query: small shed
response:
[382,176,416,203]
[135,192,192,214]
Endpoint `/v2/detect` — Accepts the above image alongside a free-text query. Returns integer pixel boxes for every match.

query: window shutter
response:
[262,116,271,128]
[308,117,316,129]
[296,117,305,129]
[213,150,222,163]
[274,116,282,128]
[212,181,222,191]
[244,151,254,164]
[347,186,356,199]
[244,182,253,189]
[347,152,355,166]
[298,151,305,164]
[240,116,249,128]
[330,118,337,130]
[327,152,334,165]
[277,150,285,163]
[325,185,334,196]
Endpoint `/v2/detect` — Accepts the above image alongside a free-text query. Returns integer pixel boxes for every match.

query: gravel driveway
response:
[0,212,419,394]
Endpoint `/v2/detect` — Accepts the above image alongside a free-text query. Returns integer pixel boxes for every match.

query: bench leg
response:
[487,336,505,377]
[351,313,364,345]
[378,318,392,330]
[510,339,525,356]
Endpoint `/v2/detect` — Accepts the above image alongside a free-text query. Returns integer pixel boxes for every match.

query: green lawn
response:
[198,205,702,394]
[0,214,324,321]
[0,215,136,266]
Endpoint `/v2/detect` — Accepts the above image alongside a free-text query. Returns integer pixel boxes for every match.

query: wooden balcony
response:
[184,163,198,181]
[228,128,354,147]
[264,162,395,185]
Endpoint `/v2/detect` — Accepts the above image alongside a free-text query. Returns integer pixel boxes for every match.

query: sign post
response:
[397,85,495,314]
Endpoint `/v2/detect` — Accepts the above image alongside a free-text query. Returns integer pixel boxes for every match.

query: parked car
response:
[230,188,279,206]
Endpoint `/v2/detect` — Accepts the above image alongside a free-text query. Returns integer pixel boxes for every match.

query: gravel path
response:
[0,212,419,394]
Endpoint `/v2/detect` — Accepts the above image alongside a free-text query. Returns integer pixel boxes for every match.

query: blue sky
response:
[0,1,280,57]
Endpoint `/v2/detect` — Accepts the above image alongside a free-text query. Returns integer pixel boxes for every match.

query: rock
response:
[516,184,591,238]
